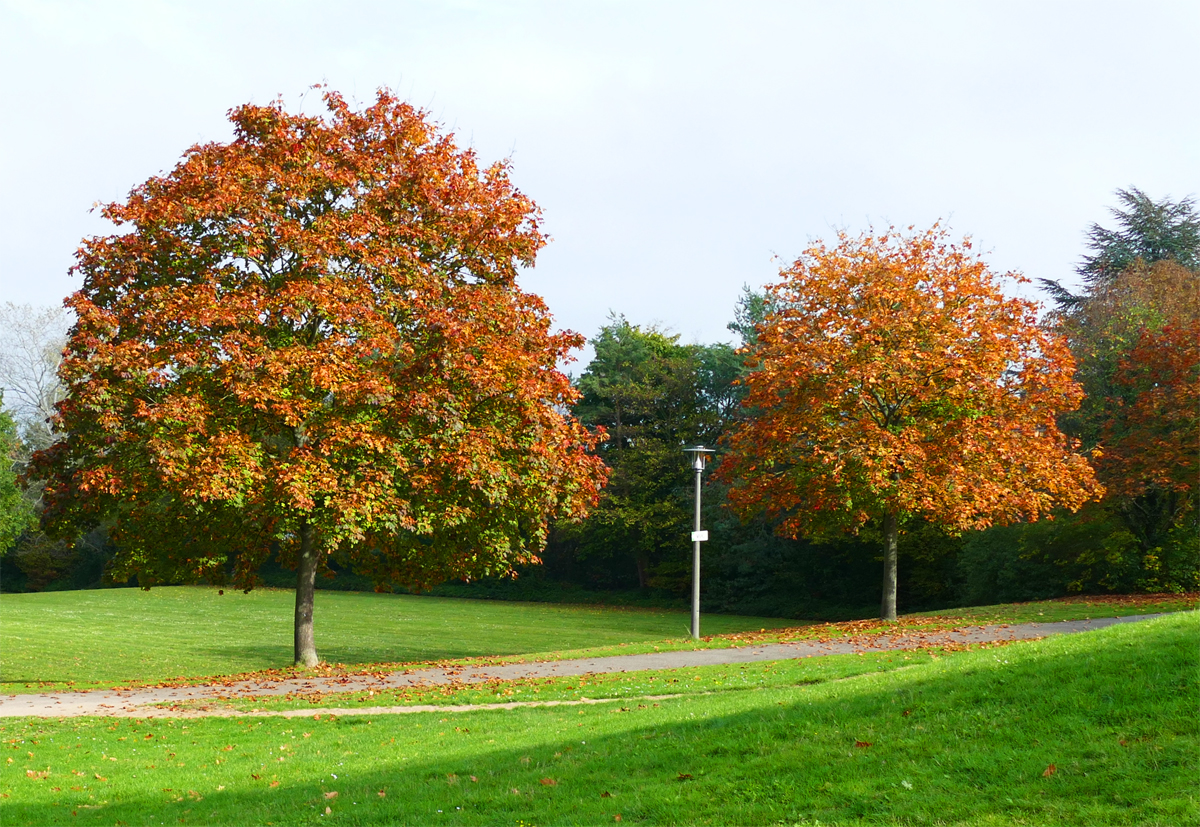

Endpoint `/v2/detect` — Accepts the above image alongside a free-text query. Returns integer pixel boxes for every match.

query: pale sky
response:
[1,0,1197,355]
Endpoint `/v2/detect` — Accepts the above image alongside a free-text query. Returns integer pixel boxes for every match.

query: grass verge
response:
[3,612,1196,825]
[155,650,938,713]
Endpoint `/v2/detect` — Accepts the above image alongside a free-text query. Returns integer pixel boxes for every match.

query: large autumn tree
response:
[720,226,1102,620]
[33,89,606,666]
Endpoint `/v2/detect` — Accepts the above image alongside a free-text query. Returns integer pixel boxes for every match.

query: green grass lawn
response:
[0,587,794,692]
[2,587,1195,694]
[4,612,1195,825]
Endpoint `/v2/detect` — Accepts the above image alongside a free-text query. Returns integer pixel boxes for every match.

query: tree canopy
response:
[1,398,35,554]
[1032,188,1200,592]
[567,315,733,589]
[719,226,1102,619]
[1040,188,1200,307]
[32,89,606,665]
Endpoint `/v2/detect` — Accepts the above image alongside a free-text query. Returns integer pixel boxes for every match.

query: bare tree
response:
[0,303,70,452]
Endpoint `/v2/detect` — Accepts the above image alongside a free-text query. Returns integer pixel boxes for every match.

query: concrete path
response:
[0,614,1164,719]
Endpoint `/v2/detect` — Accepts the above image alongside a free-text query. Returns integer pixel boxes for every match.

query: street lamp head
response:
[683,445,716,471]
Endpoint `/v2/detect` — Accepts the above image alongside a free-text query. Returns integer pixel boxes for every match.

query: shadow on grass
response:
[7,615,1197,825]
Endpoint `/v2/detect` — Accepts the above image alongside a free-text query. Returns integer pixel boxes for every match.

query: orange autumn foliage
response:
[33,89,606,615]
[1100,319,1199,503]
[719,227,1103,615]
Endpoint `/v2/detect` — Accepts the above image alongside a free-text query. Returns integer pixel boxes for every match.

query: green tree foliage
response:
[565,316,732,589]
[726,284,779,348]
[0,398,35,554]
[1079,188,1200,284]
[1040,188,1200,306]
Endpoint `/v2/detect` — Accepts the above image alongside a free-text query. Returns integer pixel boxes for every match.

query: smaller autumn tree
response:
[33,89,606,666]
[1098,317,1199,588]
[720,226,1102,620]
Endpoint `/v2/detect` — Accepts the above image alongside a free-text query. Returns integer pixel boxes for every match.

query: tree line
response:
[544,193,1197,617]
[1,88,1196,662]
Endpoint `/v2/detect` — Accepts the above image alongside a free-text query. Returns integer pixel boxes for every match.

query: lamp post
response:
[684,445,715,640]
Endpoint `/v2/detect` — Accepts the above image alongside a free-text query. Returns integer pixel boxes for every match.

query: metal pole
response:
[691,456,702,640]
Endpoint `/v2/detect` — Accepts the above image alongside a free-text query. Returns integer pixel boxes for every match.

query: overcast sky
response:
[2,0,1197,355]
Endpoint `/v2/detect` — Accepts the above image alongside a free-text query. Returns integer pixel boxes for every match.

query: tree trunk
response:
[635,554,648,589]
[880,509,899,622]
[294,520,319,667]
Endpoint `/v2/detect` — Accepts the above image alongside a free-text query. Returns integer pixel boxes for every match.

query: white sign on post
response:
[691,530,709,542]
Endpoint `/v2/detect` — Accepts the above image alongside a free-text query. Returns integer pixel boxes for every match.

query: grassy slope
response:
[2,612,1195,825]
[0,587,793,691]
[915,593,1198,625]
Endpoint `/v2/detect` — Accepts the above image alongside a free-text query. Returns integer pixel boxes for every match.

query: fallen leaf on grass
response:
[600,792,612,798]
[469,776,478,783]
[855,741,872,748]
[324,791,338,799]
[250,774,261,780]
[677,773,693,781]
[26,770,49,779]
[540,778,557,786]
[1043,764,1057,777]
[270,781,280,788]
[377,790,386,797]
[94,774,107,781]
[614,815,622,822]
[325,806,332,815]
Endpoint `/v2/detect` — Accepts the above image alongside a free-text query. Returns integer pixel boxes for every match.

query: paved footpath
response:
[0,614,1164,719]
